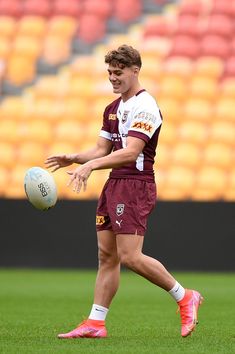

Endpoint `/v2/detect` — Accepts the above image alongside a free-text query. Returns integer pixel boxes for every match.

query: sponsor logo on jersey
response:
[116,204,125,216]
[108,114,117,120]
[96,215,105,225]
[134,112,157,124]
[131,121,153,133]
[121,110,129,124]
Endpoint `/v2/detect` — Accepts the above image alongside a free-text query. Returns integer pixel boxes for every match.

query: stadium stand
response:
[0,0,234,201]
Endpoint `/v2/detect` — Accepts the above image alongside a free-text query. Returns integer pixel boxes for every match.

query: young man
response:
[45,45,203,338]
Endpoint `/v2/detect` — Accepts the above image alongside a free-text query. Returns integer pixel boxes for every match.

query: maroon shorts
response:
[96,178,157,236]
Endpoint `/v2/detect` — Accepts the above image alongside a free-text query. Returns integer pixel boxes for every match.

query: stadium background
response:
[0,0,234,270]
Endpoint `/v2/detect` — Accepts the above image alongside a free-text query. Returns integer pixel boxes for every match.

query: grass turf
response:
[0,270,235,354]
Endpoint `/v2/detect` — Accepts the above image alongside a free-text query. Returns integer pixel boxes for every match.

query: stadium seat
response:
[17,16,47,38]
[155,143,171,169]
[17,142,46,165]
[163,56,193,79]
[159,75,187,100]
[171,142,201,169]
[77,14,106,43]
[33,98,65,121]
[143,16,173,38]
[192,167,227,200]
[178,0,204,16]
[215,97,235,121]
[0,120,19,143]
[23,0,51,17]
[0,166,9,196]
[210,0,235,17]
[223,56,235,78]
[42,35,71,65]
[20,120,53,144]
[0,96,27,120]
[48,16,78,39]
[6,54,36,85]
[157,97,183,122]
[0,142,16,167]
[183,98,213,122]
[12,35,42,59]
[5,165,29,198]
[34,75,67,98]
[224,168,235,201]
[0,16,16,38]
[220,78,235,98]
[53,0,83,18]
[205,14,233,38]
[178,120,208,145]
[173,14,203,37]
[169,35,200,59]
[203,142,233,169]
[209,121,235,146]
[54,119,85,143]
[47,142,77,157]
[200,35,230,59]
[0,37,11,61]
[158,121,177,145]
[114,0,142,23]
[83,0,113,19]
[163,166,195,199]
[189,76,218,100]
[64,97,89,122]
[0,0,22,17]
[194,56,224,79]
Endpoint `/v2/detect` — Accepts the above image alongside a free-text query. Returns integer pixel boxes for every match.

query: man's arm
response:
[74,137,113,164]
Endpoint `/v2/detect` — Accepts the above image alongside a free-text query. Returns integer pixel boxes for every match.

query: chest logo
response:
[121,110,129,124]
[109,114,117,120]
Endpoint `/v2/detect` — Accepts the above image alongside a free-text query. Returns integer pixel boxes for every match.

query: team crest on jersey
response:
[109,114,117,120]
[116,204,125,216]
[121,110,129,124]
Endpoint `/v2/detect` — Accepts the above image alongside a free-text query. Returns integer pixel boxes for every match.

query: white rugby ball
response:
[24,167,57,211]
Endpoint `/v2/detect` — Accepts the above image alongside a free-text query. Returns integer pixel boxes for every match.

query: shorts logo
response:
[96,215,105,225]
[131,121,153,133]
[116,204,125,216]
[108,114,117,120]
[121,110,129,124]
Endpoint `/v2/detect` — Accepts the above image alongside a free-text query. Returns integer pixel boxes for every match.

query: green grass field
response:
[0,270,234,354]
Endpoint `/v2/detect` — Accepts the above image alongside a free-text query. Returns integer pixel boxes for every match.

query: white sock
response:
[88,304,109,321]
[168,281,185,302]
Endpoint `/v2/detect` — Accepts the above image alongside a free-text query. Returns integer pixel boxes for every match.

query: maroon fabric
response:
[96,178,157,236]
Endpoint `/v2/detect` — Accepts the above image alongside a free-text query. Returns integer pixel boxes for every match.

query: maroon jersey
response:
[99,90,163,182]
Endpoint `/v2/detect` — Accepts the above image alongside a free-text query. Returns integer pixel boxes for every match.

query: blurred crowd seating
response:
[0,0,234,201]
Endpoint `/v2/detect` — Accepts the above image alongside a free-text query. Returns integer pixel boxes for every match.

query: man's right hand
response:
[45,154,77,172]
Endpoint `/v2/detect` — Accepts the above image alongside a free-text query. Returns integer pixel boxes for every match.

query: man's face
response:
[107,64,139,95]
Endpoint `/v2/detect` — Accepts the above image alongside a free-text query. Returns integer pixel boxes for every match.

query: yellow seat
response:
[0,120,19,143]
[156,143,171,169]
[159,75,187,101]
[210,121,235,146]
[47,142,77,157]
[203,142,233,168]
[172,142,201,168]
[163,56,193,79]
[183,98,213,122]
[192,167,227,200]
[64,97,88,122]
[54,119,85,143]
[158,121,177,145]
[6,54,36,85]
[0,142,16,168]
[194,56,224,79]
[189,76,218,101]
[156,97,183,122]
[0,96,27,120]
[0,36,11,60]
[42,35,70,65]
[178,120,208,145]
[224,168,235,201]
[33,98,65,121]
[17,16,47,38]
[5,165,29,199]
[34,75,69,98]
[19,120,53,143]
[48,16,77,38]
[0,166,9,196]
[215,98,235,121]
[0,16,16,38]
[164,166,195,198]
[12,35,42,59]
[220,78,235,98]
[17,142,46,165]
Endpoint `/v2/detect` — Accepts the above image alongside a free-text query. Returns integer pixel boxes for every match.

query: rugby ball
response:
[24,167,57,211]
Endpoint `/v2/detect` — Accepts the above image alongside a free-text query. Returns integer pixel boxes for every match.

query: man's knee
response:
[118,250,139,270]
[98,246,119,267]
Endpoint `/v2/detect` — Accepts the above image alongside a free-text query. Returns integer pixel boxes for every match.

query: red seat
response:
[169,35,200,59]
[23,0,51,17]
[200,35,230,59]
[114,0,142,23]
[143,17,173,38]
[178,0,204,16]
[83,0,112,19]
[211,0,235,17]
[0,0,21,17]
[78,14,106,43]
[174,15,202,37]
[53,0,83,18]
[223,56,235,78]
[204,14,233,38]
